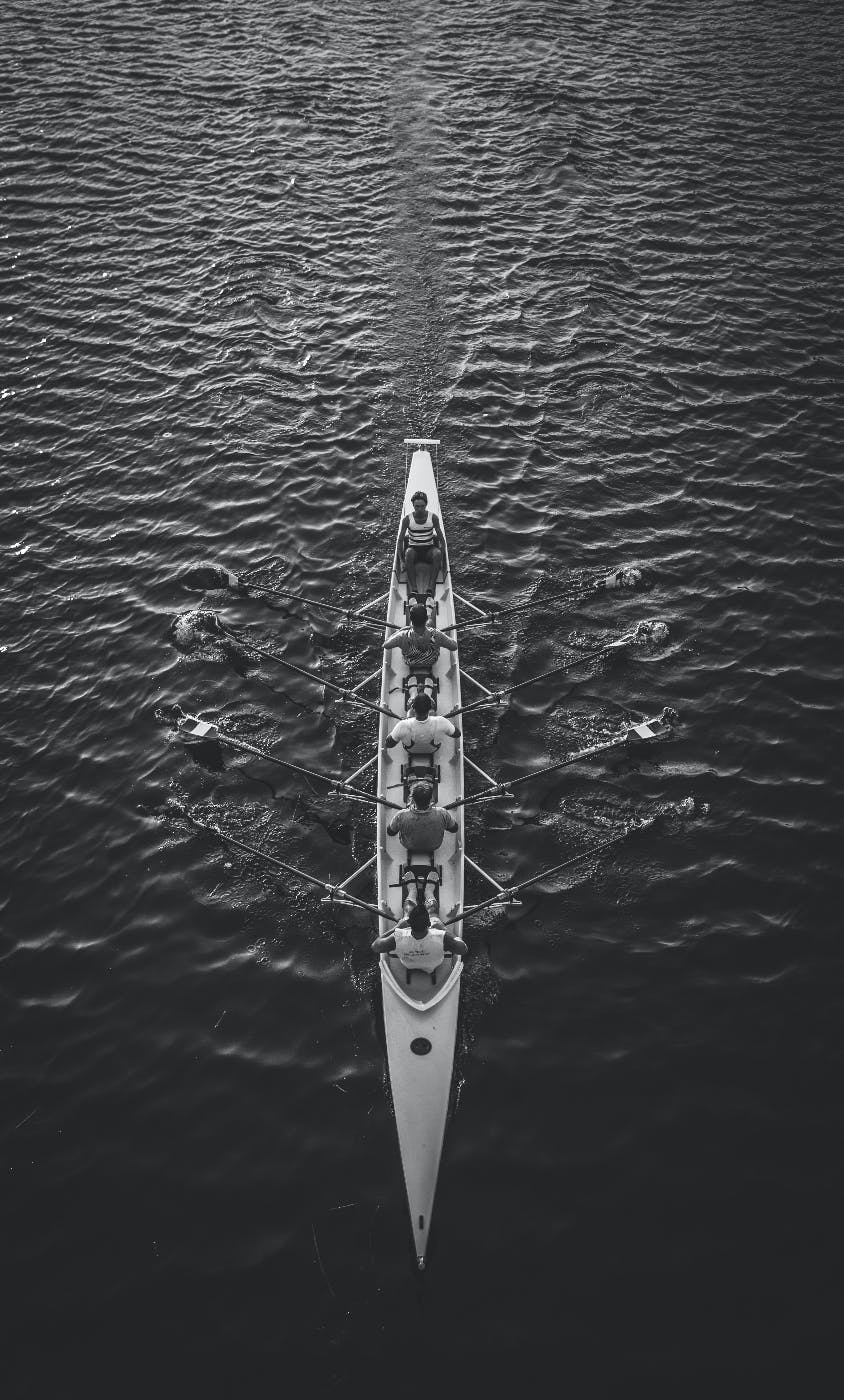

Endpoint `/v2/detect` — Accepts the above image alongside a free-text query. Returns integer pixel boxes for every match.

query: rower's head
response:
[411,781,433,809]
[409,603,429,628]
[411,491,428,513]
[411,692,432,718]
[408,904,431,939]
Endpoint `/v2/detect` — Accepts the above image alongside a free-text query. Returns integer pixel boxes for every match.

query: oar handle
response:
[447,692,505,719]
[331,782,400,810]
[335,687,399,721]
[444,787,513,811]
[322,890,397,918]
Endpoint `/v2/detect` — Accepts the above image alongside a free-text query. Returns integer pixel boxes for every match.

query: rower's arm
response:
[433,628,458,652]
[397,516,409,560]
[371,932,396,954]
[444,931,468,956]
[382,631,405,650]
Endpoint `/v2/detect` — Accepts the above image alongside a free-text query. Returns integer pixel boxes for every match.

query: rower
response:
[397,490,448,601]
[385,692,461,751]
[386,781,458,853]
[383,604,457,698]
[372,877,467,972]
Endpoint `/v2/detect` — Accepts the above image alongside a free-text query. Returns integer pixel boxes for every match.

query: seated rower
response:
[385,692,461,750]
[383,602,457,674]
[397,490,447,601]
[372,870,467,970]
[386,781,458,851]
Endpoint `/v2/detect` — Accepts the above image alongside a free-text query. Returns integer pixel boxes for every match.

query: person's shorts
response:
[407,544,435,562]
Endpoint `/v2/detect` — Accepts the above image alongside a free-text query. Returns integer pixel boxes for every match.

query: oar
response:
[237,561,386,629]
[175,710,401,809]
[440,567,644,633]
[181,811,398,919]
[446,710,677,809]
[443,812,659,924]
[447,626,642,718]
[218,621,400,721]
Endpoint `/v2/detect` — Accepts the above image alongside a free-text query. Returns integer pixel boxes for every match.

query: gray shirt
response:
[386,804,459,850]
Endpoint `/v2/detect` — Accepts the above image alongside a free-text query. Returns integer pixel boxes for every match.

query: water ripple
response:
[4,0,844,1387]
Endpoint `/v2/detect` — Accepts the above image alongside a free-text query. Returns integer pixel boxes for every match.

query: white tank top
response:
[407,510,434,546]
[394,923,445,972]
[392,714,454,748]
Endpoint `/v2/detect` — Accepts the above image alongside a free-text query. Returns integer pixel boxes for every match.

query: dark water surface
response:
[4,0,844,1394]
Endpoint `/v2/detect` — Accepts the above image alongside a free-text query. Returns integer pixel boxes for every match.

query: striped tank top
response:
[399,627,440,667]
[407,510,435,547]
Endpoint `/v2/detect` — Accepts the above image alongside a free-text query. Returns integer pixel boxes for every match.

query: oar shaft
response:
[241,578,385,629]
[444,818,655,923]
[187,817,327,890]
[450,734,624,808]
[222,625,397,720]
[449,633,635,718]
[504,714,674,791]
[344,750,379,785]
[506,734,627,791]
[506,824,651,896]
[441,582,599,633]
[185,815,393,916]
[179,715,397,804]
[181,715,333,785]
[340,783,401,810]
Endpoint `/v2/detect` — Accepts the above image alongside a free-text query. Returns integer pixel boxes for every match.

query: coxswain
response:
[385,692,461,750]
[383,602,457,673]
[397,490,448,601]
[386,781,458,852]
[372,870,467,970]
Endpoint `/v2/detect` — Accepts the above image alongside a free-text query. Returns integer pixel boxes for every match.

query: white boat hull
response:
[379,960,462,1268]
[377,444,464,1268]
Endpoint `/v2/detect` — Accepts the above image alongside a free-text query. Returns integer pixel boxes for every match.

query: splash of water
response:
[605,565,644,590]
[170,609,224,651]
[634,619,670,649]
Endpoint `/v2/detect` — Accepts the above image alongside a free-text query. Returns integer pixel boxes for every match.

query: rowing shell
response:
[376,440,465,1270]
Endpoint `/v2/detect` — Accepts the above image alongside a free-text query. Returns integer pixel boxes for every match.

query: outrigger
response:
[169,439,682,1269]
